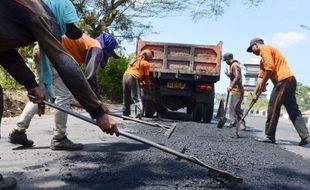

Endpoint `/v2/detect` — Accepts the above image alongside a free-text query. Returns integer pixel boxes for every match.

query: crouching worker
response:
[122,49,154,119]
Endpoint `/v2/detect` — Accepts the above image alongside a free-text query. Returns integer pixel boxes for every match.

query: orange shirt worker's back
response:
[122,49,154,119]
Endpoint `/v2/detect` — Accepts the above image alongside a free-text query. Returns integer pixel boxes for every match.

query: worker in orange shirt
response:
[247,38,310,146]
[122,49,154,119]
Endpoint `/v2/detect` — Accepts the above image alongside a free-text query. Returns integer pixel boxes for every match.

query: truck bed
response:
[137,39,222,78]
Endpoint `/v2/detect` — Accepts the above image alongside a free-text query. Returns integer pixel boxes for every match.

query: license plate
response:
[167,82,186,89]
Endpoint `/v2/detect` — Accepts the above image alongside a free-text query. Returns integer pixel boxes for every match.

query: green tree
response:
[97,55,132,102]
[0,46,35,89]
[296,82,310,112]
[71,0,188,38]
[190,0,264,21]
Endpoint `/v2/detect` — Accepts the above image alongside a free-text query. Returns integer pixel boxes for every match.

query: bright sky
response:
[123,0,310,94]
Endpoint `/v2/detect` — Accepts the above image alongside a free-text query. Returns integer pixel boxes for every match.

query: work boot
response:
[50,136,83,151]
[256,137,276,144]
[0,174,17,190]
[135,113,142,120]
[8,130,34,147]
[122,111,130,120]
[299,137,310,146]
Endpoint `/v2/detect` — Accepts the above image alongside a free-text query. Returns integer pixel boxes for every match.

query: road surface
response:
[0,104,309,189]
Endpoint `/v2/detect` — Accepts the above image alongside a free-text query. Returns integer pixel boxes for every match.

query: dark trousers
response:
[122,74,143,116]
[229,91,244,125]
[266,76,309,140]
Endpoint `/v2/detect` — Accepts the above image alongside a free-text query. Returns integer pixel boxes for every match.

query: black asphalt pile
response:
[59,119,310,190]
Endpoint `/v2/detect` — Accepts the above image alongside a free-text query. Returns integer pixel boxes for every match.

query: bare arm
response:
[252,70,272,101]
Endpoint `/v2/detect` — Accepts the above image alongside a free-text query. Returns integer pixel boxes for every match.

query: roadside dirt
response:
[2,89,55,118]
[2,90,27,118]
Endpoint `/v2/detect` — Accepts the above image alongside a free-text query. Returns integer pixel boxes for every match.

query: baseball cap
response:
[247,38,264,52]
[222,52,233,61]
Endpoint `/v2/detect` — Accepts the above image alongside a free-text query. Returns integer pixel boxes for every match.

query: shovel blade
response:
[217,117,226,128]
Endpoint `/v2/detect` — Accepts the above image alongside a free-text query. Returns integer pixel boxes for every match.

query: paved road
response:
[244,115,310,159]
[0,105,309,189]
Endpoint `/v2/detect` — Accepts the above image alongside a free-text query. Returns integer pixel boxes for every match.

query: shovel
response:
[235,90,264,137]
[217,91,230,128]
[29,96,243,183]
[109,113,176,138]
[70,98,176,138]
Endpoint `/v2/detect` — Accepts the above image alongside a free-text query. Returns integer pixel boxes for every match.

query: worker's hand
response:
[139,80,151,90]
[96,114,119,136]
[225,68,230,77]
[257,83,264,94]
[251,92,258,103]
[144,80,151,89]
[227,86,232,92]
[27,87,46,116]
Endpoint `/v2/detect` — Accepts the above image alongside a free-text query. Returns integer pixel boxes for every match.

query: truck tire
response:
[143,100,156,118]
[202,103,214,123]
[186,106,193,114]
[193,103,203,122]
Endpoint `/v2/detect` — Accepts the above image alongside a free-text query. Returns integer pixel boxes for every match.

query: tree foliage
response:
[71,0,265,38]
[97,55,133,102]
[71,0,188,39]
[296,82,310,112]
[190,0,264,21]
[0,46,35,90]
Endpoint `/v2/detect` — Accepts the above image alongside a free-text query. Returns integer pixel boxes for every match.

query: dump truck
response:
[137,38,222,123]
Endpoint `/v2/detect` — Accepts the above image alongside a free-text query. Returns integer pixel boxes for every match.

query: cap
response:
[247,38,264,52]
[222,52,233,61]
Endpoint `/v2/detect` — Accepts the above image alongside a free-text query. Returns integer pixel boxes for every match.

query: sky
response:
[122,0,310,95]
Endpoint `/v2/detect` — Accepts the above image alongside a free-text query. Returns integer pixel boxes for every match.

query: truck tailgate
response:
[137,39,222,77]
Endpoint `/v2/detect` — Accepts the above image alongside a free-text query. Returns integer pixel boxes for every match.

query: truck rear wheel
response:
[186,106,193,114]
[143,100,156,117]
[193,103,203,122]
[202,103,213,123]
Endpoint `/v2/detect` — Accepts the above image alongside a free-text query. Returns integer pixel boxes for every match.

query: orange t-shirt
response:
[258,45,293,84]
[62,34,101,64]
[124,57,150,80]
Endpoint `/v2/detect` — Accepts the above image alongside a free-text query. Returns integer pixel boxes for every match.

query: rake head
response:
[217,117,227,128]
[164,123,177,138]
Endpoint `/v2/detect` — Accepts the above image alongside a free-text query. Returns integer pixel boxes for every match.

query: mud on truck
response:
[137,38,222,123]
